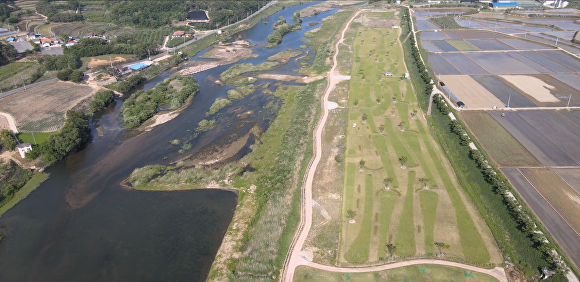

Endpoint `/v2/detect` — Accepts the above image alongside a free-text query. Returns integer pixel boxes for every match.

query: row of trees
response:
[25,111,90,164]
[89,90,115,112]
[57,68,84,82]
[0,159,32,206]
[64,38,159,60]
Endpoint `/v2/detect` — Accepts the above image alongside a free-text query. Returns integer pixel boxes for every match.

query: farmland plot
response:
[520,168,580,235]
[440,53,488,75]
[421,31,449,40]
[445,39,479,51]
[490,111,577,167]
[519,51,574,73]
[421,41,441,52]
[507,52,555,74]
[551,74,580,90]
[431,40,457,52]
[538,50,580,72]
[439,75,502,108]
[417,19,439,30]
[443,30,507,39]
[427,54,461,75]
[470,75,536,108]
[465,39,514,51]
[465,53,538,74]
[0,81,95,132]
[460,111,540,167]
[497,38,553,50]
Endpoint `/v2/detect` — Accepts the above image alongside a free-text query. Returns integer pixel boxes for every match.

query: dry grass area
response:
[0,115,9,131]
[440,75,504,108]
[180,40,257,76]
[520,168,580,235]
[0,81,95,132]
[87,56,127,68]
[499,75,560,103]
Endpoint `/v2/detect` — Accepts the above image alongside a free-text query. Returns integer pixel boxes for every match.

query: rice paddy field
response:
[0,81,95,132]
[339,19,502,266]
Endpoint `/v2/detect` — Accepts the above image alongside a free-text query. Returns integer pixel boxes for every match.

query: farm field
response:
[470,75,537,108]
[445,39,479,51]
[465,39,514,51]
[294,264,500,282]
[0,81,95,132]
[440,53,487,75]
[439,75,503,108]
[340,20,501,266]
[459,111,540,167]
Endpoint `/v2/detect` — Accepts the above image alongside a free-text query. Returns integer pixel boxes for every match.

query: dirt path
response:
[300,258,508,281]
[0,112,18,132]
[282,9,362,282]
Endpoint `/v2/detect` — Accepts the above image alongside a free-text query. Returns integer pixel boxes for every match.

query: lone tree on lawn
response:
[398,156,408,168]
[347,209,356,219]
[383,177,394,190]
[434,242,449,257]
[379,124,385,133]
[386,243,396,259]
[418,177,430,189]
[398,121,405,131]
[359,159,366,170]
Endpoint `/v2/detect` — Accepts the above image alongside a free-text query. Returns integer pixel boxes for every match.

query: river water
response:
[0,2,338,282]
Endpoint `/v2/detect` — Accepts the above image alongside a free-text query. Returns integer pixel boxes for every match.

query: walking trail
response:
[282,7,508,282]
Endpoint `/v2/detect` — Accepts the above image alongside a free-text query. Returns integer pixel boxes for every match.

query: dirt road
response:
[0,112,18,132]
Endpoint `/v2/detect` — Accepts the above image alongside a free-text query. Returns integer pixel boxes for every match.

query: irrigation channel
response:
[0,2,338,281]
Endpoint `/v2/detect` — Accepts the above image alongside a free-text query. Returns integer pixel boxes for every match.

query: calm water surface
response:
[0,2,337,281]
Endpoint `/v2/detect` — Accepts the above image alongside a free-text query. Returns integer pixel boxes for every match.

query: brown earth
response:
[87,56,127,68]
[440,75,504,108]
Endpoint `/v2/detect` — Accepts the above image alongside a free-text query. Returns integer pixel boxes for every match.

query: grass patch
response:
[0,173,49,218]
[377,191,398,259]
[394,171,416,257]
[220,62,280,83]
[445,39,479,51]
[267,49,303,63]
[420,190,438,256]
[17,132,58,144]
[344,174,374,263]
[227,84,258,100]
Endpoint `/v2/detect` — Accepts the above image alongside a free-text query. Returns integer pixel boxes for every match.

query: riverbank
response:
[0,172,49,218]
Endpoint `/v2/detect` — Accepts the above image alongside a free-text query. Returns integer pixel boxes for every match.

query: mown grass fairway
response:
[294,264,500,282]
[340,11,500,266]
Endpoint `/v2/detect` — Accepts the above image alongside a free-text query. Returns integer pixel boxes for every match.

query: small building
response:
[385,72,393,76]
[490,2,519,8]
[17,143,32,158]
[65,40,77,47]
[114,65,129,75]
[172,30,185,38]
[86,32,96,37]
[41,38,52,47]
[129,62,152,72]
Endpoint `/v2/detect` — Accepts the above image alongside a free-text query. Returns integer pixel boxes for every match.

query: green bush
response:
[89,90,115,112]
[0,130,17,151]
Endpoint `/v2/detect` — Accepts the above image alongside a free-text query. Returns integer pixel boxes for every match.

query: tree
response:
[68,70,84,83]
[386,243,396,258]
[418,177,430,189]
[383,177,393,190]
[347,209,356,219]
[434,242,449,256]
[398,121,405,131]
[398,156,408,168]
[60,33,69,43]
[378,124,384,133]
[57,68,73,81]
[362,113,368,121]
[0,130,16,151]
[359,159,366,170]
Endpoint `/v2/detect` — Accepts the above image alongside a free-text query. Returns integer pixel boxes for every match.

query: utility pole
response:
[506,95,511,108]
[567,94,572,107]
[20,77,26,90]
[148,49,151,60]
[109,56,112,67]
[32,132,37,145]
[555,37,559,45]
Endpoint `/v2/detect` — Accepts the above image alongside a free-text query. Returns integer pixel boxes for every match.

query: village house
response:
[41,38,52,48]
[17,143,32,158]
[172,30,185,38]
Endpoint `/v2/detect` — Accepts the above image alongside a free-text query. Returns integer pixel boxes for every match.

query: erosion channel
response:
[0,2,336,281]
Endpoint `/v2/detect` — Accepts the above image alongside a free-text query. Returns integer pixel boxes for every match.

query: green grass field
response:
[445,39,480,51]
[17,132,58,144]
[294,264,500,282]
[339,11,500,266]
[460,111,541,167]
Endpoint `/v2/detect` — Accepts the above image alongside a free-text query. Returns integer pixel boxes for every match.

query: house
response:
[385,72,393,76]
[65,40,77,47]
[41,38,52,48]
[17,143,32,158]
[172,30,185,38]
[114,65,129,75]
[85,32,97,38]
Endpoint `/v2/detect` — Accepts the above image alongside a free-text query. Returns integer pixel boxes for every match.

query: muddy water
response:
[0,2,338,282]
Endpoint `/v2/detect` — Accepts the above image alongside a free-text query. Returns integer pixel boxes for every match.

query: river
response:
[0,2,339,282]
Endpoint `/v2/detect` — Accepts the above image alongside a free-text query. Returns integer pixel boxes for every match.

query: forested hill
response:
[36,0,271,27]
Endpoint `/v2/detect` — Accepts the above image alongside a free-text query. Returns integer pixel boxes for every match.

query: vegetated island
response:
[265,12,303,48]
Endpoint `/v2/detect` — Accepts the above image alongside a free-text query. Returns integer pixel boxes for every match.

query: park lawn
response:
[415,120,491,264]
[446,39,480,51]
[395,102,409,127]
[372,135,398,186]
[344,162,356,218]
[344,174,375,263]
[377,191,399,260]
[18,131,58,144]
[420,191,439,256]
[361,109,378,133]
[384,118,417,168]
[294,264,500,282]
[0,172,49,217]
[394,171,416,257]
